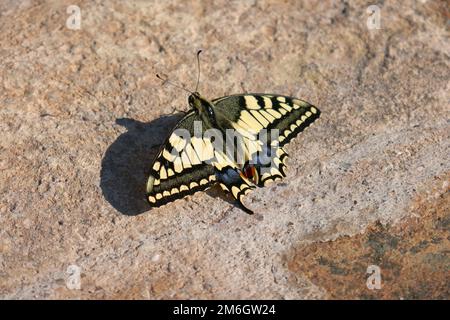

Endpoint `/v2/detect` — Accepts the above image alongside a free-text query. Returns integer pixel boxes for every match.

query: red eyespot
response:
[241,164,259,185]
[245,166,254,179]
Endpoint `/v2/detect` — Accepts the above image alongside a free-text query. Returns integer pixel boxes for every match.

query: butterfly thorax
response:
[188,92,218,129]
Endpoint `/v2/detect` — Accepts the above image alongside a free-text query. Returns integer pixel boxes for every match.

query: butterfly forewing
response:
[212,94,320,146]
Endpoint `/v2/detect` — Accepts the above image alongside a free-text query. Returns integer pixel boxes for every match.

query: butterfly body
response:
[146,92,320,214]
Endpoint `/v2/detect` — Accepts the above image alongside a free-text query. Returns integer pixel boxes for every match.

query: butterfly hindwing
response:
[146,111,217,206]
[216,166,256,214]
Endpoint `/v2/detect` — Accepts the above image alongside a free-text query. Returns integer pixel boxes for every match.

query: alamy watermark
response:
[167,121,281,175]
[366,5,381,30]
[66,264,81,290]
[366,265,382,290]
[66,5,81,30]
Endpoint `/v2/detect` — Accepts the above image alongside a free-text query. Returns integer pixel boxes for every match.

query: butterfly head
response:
[188,92,201,109]
[188,92,217,127]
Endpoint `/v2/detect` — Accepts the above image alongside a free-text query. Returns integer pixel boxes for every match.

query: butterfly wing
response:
[146,111,218,207]
[212,94,320,186]
[213,94,320,146]
[244,145,289,187]
[215,166,256,214]
[146,93,320,214]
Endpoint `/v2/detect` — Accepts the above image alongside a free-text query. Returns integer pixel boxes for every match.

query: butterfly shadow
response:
[205,185,237,206]
[100,115,183,216]
[100,115,252,216]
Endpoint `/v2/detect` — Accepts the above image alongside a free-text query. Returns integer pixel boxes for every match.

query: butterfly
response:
[146,53,320,214]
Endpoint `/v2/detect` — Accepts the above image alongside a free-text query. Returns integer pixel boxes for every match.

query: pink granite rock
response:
[0,0,448,299]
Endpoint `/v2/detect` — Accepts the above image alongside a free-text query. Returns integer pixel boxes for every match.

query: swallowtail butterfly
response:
[147,53,320,214]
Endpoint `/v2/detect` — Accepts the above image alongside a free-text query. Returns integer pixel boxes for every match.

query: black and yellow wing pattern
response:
[146,93,320,214]
[146,111,217,206]
[212,94,320,187]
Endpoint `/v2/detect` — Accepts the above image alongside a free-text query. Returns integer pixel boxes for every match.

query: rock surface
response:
[0,0,449,299]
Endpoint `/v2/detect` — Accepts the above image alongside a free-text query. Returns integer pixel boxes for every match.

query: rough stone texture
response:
[0,0,449,299]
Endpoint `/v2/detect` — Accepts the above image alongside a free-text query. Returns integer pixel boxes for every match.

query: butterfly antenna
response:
[195,49,202,92]
[156,74,192,94]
